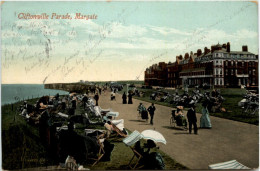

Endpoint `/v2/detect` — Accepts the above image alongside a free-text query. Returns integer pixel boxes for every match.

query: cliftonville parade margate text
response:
[18,13,98,20]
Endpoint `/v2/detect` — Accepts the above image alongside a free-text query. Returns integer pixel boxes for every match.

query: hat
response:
[177,106,183,110]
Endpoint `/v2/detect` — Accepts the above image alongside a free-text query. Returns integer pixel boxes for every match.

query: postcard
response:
[1,1,259,170]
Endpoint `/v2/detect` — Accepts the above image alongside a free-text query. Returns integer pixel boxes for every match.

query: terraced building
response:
[145,42,258,88]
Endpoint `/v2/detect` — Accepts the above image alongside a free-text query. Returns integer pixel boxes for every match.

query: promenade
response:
[99,91,259,169]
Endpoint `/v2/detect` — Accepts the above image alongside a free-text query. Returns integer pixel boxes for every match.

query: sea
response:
[1,84,69,106]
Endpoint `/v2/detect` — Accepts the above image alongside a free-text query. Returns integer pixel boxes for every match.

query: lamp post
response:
[126,84,129,96]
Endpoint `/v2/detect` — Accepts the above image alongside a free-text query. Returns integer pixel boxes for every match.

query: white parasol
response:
[141,130,167,145]
[123,130,167,146]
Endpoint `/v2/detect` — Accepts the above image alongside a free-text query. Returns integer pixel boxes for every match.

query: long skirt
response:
[141,111,148,119]
[200,108,212,128]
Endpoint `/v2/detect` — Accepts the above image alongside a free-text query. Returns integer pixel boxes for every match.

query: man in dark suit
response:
[187,103,198,134]
[94,93,99,106]
[147,103,156,125]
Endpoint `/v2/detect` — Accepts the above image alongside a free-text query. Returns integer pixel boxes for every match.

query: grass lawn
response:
[119,86,259,125]
[1,98,187,170]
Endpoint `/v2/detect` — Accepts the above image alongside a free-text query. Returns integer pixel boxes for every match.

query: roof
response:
[229,51,254,55]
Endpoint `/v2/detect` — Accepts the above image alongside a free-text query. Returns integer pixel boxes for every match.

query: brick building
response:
[144,42,258,88]
[144,62,168,87]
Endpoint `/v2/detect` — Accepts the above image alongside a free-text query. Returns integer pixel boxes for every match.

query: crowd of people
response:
[17,86,134,170]
[17,83,218,169]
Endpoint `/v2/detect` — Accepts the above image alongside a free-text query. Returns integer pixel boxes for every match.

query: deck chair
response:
[85,129,106,166]
[90,138,105,166]
[123,131,144,169]
[111,119,127,138]
[208,160,250,169]
[96,106,111,115]
[57,112,69,119]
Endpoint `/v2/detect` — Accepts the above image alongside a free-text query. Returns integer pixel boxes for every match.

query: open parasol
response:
[123,130,167,146]
[141,130,166,145]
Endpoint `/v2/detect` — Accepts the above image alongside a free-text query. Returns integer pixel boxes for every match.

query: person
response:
[128,92,133,104]
[200,101,212,128]
[94,93,99,106]
[122,92,127,104]
[137,103,145,115]
[71,97,77,109]
[211,89,216,98]
[137,103,148,121]
[175,106,187,127]
[187,104,198,134]
[147,103,156,125]
[61,97,67,110]
[82,94,88,109]
[111,91,115,100]
[21,101,34,117]
[55,93,60,101]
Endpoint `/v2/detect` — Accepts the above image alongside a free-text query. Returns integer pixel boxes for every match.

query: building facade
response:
[144,42,258,88]
[144,62,168,87]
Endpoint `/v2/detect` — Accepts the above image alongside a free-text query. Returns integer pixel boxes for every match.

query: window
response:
[242,62,244,67]
[226,69,228,75]
[220,69,222,75]
[225,61,228,66]
[231,61,234,66]
[231,70,233,75]
[220,79,222,85]
[253,69,256,75]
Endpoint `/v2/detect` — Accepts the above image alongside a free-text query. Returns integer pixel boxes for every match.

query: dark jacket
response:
[94,94,99,101]
[187,108,197,122]
[147,106,156,115]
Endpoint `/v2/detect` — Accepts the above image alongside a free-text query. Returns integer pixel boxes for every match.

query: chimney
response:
[222,43,227,49]
[227,42,230,52]
[204,47,210,54]
[197,49,202,56]
[211,45,216,53]
[204,47,207,54]
[184,53,189,59]
[242,45,248,52]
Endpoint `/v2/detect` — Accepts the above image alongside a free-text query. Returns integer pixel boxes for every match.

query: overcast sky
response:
[1,1,258,84]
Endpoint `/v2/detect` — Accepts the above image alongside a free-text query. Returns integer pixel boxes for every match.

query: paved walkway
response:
[98,91,259,169]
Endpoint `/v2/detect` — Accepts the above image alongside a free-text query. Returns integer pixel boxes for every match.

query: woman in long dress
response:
[200,102,212,128]
[122,92,127,104]
[128,92,133,104]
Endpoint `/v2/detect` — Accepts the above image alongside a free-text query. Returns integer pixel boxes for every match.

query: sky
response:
[1,1,258,84]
